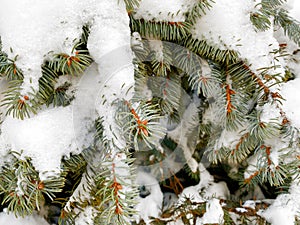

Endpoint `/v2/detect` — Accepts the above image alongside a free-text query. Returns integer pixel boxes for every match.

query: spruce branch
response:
[0,152,65,217]
[0,54,23,80]
[92,151,138,225]
[49,48,92,76]
[122,0,140,12]
[130,15,191,41]
[274,9,300,47]
[185,0,215,24]
[148,41,173,77]
[250,0,287,31]
[36,65,59,105]
[147,74,182,116]
[116,100,166,150]
[1,80,38,120]
[183,36,240,65]
[229,132,258,163]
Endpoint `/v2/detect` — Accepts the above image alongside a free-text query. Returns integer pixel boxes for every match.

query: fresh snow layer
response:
[199,198,224,224]
[0,0,134,178]
[179,163,230,204]
[134,0,196,22]
[260,180,300,225]
[0,0,82,94]
[0,211,49,225]
[281,78,300,129]
[192,0,285,76]
[290,0,300,21]
[0,0,133,95]
[1,106,80,180]
[86,0,135,148]
[135,170,163,225]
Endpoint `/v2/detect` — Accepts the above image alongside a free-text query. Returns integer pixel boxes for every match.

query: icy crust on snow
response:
[134,0,196,22]
[1,106,80,180]
[0,211,49,225]
[192,0,285,75]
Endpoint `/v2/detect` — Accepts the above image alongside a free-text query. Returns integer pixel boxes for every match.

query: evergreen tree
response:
[0,0,300,224]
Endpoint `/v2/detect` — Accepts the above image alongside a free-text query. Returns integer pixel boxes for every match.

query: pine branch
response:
[0,152,65,217]
[0,54,23,80]
[36,65,59,105]
[149,41,173,77]
[275,9,300,47]
[49,48,92,76]
[122,0,140,12]
[250,0,286,31]
[183,36,240,65]
[229,132,258,163]
[116,100,166,150]
[130,15,192,41]
[1,80,38,120]
[185,0,215,24]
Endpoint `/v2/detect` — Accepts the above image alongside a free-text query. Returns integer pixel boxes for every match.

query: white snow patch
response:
[179,163,230,205]
[290,0,300,21]
[259,102,281,124]
[197,198,224,224]
[0,211,49,225]
[281,78,300,129]
[0,0,82,93]
[74,206,96,225]
[192,0,285,75]
[135,171,163,225]
[243,200,256,209]
[1,106,80,180]
[85,0,135,149]
[260,181,300,225]
[134,0,196,22]
[214,126,245,150]
[259,197,296,225]
[236,207,248,213]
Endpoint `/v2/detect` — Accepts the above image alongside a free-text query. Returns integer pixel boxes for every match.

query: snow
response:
[134,0,196,22]
[260,180,300,225]
[243,200,256,209]
[192,0,285,76]
[168,102,199,173]
[259,102,281,124]
[135,170,163,225]
[0,211,49,225]
[0,0,133,97]
[1,106,80,180]
[214,126,246,150]
[236,207,248,213]
[289,0,300,21]
[0,0,300,224]
[74,206,96,225]
[0,0,134,178]
[198,198,224,224]
[0,0,82,94]
[178,163,230,205]
[281,78,300,129]
[86,0,135,149]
